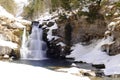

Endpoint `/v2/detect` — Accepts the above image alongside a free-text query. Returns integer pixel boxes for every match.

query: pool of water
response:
[12,59,72,68]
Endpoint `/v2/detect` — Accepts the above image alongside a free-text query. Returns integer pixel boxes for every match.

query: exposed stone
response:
[0,15,31,60]
[47,22,54,27]
[92,64,105,69]
[95,70,105,77]
[106,18,120,55]
[0,46,12,56]
[56,14,107,44]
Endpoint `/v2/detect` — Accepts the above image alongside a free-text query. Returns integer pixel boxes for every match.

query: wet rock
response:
[52,29,58,36]
[95,70,105,77]
[83,71,96,77]
[92,64,105,69]
[9,49,18,60]
[47,42,65,59]
[47,22,54,27]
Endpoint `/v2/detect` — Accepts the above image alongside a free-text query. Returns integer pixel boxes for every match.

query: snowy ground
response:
[0,61,90,80]
[67,36,120,75]
[13,0,29,17]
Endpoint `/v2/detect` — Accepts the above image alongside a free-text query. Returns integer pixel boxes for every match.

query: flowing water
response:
[20,21,47,60]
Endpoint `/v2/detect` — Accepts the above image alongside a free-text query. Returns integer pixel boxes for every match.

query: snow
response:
[104,54,120,75]
[108,5,114,9]
[57,42,66,46]
[81,7,89,12]
[14,0,28,4]
[0,6,14,19]
[0,5,30,29]
[114,12,119,16]
[13,0,29,17]
[38,12,58,22]
[0,39,18,49]
[108,22,117,31]
[15,18,31,24]
[3,54,9,58]
[13,21,26,28]
[67,36,120,75]
[66,43,94,59]
[57,67,96,77]
[0,61,90,80]
[46,22,58,41]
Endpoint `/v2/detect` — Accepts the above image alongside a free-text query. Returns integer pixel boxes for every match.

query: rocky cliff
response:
[41,0,120,58]
[0,6,31,60]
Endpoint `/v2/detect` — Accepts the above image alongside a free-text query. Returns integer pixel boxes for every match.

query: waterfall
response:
[21,27,26,48]
[20,21,47,60]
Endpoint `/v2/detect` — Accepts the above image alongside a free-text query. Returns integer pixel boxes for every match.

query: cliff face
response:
[57,15,107,45]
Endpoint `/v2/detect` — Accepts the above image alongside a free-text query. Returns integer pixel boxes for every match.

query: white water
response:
[20,22,47,60]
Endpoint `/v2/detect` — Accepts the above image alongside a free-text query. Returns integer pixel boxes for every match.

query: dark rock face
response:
[42,1,120,57]
[57,14,107,45]
[42,21,66,58]
[47,42,63,58]
[47,22,54,27]
[42,12,107,58]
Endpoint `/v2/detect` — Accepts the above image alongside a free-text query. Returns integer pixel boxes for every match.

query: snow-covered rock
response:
[56,67,96,77]
[0,6,31,59]
[0,6,14,19]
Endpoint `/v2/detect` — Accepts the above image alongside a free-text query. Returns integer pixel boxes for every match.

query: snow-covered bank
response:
[67,36,120,75]
[0,61,90,80]
[0,6,14,19]
[13,0,29,17]
[0,39,18,49]
[0,5,31,59]
[104,54,120,75]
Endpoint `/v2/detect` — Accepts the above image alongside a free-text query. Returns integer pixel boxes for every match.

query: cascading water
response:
[20,21,47,60]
